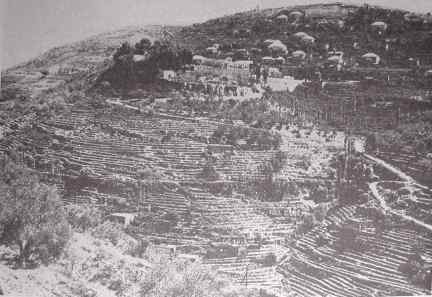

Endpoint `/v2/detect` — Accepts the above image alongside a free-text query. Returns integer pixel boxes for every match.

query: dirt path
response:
[364,153,415,183]
[365,154,432,233]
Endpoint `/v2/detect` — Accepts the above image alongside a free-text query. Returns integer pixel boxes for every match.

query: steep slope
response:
[0,232,149,297]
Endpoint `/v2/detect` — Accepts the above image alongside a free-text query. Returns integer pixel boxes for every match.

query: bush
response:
[313,204,328,222]
[139,258,259,297]
[91,221,124,245]
[0,158,71,267]
[199,163,220,181]
[296,214,315,235]
[126,239,149,258]
[336,224,359,252]
[70,283,97,297]
[262,253,277,267]
[65,204,103,232]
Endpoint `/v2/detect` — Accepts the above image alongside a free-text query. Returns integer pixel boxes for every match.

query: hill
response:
[1,3,432,297]
[176,2,431,64]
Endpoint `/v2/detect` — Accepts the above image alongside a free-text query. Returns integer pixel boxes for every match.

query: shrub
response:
[296,214,315,235]
[139,258,259,297]
[199,163,220,181]
[313,204,328,222]
[309,185,330,203]
[262,253,277,267]
[0,158,71,267]
[126,239,149,258]
[65,204,103,232]
[91,221,123,245]
[70,283,97,297]
[336,224,359,252]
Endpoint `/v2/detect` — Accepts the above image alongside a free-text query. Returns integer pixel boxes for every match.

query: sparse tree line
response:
[211,125,282,150]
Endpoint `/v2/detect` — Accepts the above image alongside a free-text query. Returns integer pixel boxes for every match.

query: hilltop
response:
[175,2,431,62]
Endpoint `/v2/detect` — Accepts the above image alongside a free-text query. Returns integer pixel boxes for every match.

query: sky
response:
[1,0,432,70]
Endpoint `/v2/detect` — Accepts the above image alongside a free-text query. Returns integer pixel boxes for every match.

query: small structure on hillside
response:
[371,21,388,33]
[178,253,202,263]
[293,32,309,39]
[292,50,307,60]
[302,35,316,44]
[147,244,177,258]
[275,56,286,64]
[362,52,381,65]
[192,55,207,64]
[132,54,148,63]
[162,70,176,80]
[268,67,282,78]
[276,14,289,23]
[228,60,253,70]
[267,76,304,92]
[106,212,137,227]
[261,57,275,66]
[206,46,219,55]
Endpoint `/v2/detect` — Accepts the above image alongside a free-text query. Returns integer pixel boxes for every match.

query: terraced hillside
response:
[2,3,432,296]
[0,98,344,295]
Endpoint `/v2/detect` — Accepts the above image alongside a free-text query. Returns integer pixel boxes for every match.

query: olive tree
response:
[0,158,70,267]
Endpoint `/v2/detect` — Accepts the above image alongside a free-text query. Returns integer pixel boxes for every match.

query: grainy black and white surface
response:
[1,1,432,296]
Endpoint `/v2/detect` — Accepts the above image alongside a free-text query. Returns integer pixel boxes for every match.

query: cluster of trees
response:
[0,156,70,267]
[372,115,432,155]
[234,152,289,202]
[65,203,103,232]
[199,162,220,181]
[226,99,280,130]
[254,252,277,267]
[0,86,29,102]
[99,38,193,89]
[308,184,332,203]
[245,178,291,202]
[127,211,180,236]
[334,224,361,252]
[211,125,281,150]
[296,204,329,236]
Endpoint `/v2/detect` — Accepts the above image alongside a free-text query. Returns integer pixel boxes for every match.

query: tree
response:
[262,253,277,267]
[114,42,134,62]
[135,38,152,54]
[310,185,329,203]
[0,158,70,267]
[313,204,328,222]
[336,224,358,252]
[199,163,220,181]
[365,133,377,152]
[136,167,155,202]
[296,214,315,235]
[65,204,103,232]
